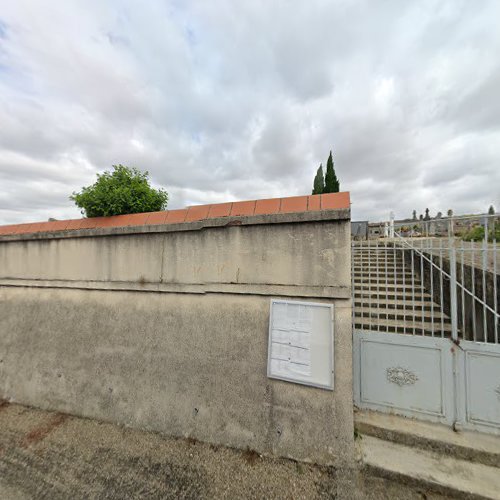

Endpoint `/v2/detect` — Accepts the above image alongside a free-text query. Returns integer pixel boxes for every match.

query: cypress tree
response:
[324,150,340,193]
[312,164,325,195]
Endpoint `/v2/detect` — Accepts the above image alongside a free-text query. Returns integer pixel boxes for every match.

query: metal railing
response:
[352,239,452,338]
[352,214,499,344]
[394,233,499,344]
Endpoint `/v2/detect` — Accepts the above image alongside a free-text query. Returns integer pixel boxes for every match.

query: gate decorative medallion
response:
[386,366,418,387]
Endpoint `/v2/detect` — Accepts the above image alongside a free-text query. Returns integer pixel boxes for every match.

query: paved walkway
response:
[0,402,449,499]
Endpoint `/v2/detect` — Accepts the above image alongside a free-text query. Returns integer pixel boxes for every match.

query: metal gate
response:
[352,215,500,434]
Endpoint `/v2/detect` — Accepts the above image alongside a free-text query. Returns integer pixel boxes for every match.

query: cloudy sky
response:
[1,0,499,224]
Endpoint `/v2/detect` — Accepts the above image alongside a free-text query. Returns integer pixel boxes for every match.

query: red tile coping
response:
[0,192,350,236]
[280,195,308,214]
[208,202,232,218]
[230,200,256,217]
[185,205,210,222]
[254,198,281,215]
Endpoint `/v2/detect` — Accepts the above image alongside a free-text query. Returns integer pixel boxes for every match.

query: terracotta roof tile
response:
[146,211,169,225]
[280,195,308,214]
[79,217,105,229]
[254,198,281,215]
[321,192,350,210]
[186,205,211,222]
[165,209,188,224]
[27,223,45,233]
[99,215,128,228]
[65,219,84,231]
[0,192,350,235]
[43,220,70,232]
[0,224,18,235]
[12,223,34,234]
[307,195,321,211]
[230,200,256,216]
[119,213,150,226]
[208,202,232,218]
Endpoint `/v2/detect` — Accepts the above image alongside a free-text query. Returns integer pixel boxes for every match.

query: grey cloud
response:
[1,0,500,225]
[448,68,500,134]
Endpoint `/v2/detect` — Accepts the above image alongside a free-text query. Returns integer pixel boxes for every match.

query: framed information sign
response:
[267,299,334,390]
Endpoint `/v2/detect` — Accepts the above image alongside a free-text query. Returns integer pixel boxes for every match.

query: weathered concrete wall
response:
[0,211,353,466]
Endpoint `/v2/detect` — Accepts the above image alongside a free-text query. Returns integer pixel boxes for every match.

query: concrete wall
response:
[0,210,353,466]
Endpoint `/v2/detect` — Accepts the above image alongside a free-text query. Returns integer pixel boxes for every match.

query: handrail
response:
[394,232,500,319]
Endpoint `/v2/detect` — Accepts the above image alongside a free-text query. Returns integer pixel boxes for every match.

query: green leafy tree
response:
[462,225,500,242]
[70,165,168,217]
[488,205,495,215]
[324,150,340,193]
[312,164,325,195]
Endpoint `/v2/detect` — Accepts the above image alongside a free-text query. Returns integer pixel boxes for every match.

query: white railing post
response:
[449,219,458,342]
[483,216,489,341]
[448,219,460,428]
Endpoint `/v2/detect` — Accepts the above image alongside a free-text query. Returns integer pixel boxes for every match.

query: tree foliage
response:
[310,150,340,195]
[488,205,495,215]
[462,225,500,242]
[324,150,340,193]
[70,165,168,218]
[312,164,325,195]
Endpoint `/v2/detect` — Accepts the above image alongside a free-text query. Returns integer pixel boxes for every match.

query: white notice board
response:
[267,299,334,390]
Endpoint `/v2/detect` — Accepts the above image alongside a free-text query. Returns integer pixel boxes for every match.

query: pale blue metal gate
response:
[353,215,500,434]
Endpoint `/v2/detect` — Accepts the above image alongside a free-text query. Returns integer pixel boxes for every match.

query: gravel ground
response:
[0,402,451,499]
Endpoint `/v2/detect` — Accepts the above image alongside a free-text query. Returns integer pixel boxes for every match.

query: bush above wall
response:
[70,165,168,217]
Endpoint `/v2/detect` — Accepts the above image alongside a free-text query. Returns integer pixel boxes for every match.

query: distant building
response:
[368,222,383,238]
[351,221,368,240]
